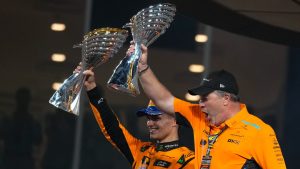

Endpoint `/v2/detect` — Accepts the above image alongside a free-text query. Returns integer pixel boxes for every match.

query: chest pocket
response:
[153,159,171,168]
[213,130,251,160]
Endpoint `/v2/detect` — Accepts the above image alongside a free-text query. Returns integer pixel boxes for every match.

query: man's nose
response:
[199,101,205,108]
[147,119,154,126]
[199,101,205,109]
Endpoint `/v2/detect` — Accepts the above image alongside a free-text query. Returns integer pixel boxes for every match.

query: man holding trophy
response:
[78,4,196,168]
[48,1,286,168]
[104,4,285,168]
[74,66,195,169]
[129,44,287,168]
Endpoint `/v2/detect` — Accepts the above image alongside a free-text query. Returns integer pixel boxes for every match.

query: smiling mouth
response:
[149,128,159,134]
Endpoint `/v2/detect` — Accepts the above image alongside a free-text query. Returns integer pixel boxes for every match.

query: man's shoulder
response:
[239,112,274,133]
[173,146,195,157]
[174,97,195,105]
[174,97,200,110]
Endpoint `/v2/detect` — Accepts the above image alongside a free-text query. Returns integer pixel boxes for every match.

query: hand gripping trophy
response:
[107,3,176,96]
[49,28,128,115]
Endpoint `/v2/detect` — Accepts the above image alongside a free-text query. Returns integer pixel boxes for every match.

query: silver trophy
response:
[49,27,128,115]
[107,3,176,96]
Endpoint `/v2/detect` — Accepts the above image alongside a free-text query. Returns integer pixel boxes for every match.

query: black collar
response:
[155,140,181,151]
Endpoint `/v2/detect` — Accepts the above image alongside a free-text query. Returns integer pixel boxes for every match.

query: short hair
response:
[215,90,240,102]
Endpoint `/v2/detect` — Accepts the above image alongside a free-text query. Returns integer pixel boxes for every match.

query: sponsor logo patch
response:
[177,155,185,164]
[228,139,240,144]
[154,160,171,168]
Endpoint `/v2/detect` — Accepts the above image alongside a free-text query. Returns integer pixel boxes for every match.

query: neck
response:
[158,136,179,143]
[157,131,179,143]
[227,102,241,119]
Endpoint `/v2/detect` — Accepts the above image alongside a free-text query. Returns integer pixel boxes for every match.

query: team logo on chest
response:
[153,159,171,168]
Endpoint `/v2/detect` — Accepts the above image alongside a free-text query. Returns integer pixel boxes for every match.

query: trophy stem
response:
[49,71,86,115]
[107,43,141,96]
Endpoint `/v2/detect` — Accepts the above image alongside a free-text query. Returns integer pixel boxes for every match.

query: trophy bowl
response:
[107,3,176,96]
[49,27,128,115]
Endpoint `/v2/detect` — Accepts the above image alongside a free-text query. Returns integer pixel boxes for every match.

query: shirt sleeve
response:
[251,125,286,169]
[87,87,144,165]
[174,97,204,129]
[181,155,195,169]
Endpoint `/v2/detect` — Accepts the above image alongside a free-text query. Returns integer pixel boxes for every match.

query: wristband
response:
[139,65,150,75]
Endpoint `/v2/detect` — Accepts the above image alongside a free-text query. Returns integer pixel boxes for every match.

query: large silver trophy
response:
[107,3,176,96]
[49,27,128,115]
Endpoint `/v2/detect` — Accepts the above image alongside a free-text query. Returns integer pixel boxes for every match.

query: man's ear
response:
[172,119,178,127]
[223,93,230,106]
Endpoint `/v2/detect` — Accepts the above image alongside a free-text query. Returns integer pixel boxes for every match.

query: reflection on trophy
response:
[49,27,128,115]
[107,3,176,96]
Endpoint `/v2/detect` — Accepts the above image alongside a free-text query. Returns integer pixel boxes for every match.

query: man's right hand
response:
[126,41,149,72]
[83,70,96,91]
[138,44,149,72]
[126,41,175,114]
[74,64,96,91]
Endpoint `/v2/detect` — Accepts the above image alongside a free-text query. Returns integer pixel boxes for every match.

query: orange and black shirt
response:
[87,87,195,169]
[174,98,286,169]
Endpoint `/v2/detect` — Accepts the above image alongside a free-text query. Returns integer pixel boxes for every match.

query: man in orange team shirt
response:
[132,43,286,169]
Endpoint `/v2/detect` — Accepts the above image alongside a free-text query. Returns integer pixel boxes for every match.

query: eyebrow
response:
[146,115,161,120]
[200,95,208,102]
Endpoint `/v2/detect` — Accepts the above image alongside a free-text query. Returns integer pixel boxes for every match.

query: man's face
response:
[146,113,177,143]
[199,91,226,126]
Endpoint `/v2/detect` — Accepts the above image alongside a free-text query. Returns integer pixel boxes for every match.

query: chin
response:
[150,135,159,140]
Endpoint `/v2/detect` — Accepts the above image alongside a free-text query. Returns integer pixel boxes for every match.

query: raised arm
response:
[134,44,175,114]
[75,66,142,164]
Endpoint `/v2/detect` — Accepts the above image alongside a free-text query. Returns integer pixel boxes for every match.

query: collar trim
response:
[225,104,249,128]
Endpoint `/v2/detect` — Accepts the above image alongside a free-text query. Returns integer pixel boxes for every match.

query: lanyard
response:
[205,125,228,157]
[200,126,228,169]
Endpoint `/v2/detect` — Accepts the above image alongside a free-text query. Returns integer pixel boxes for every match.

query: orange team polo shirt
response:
[174,98,286,169]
